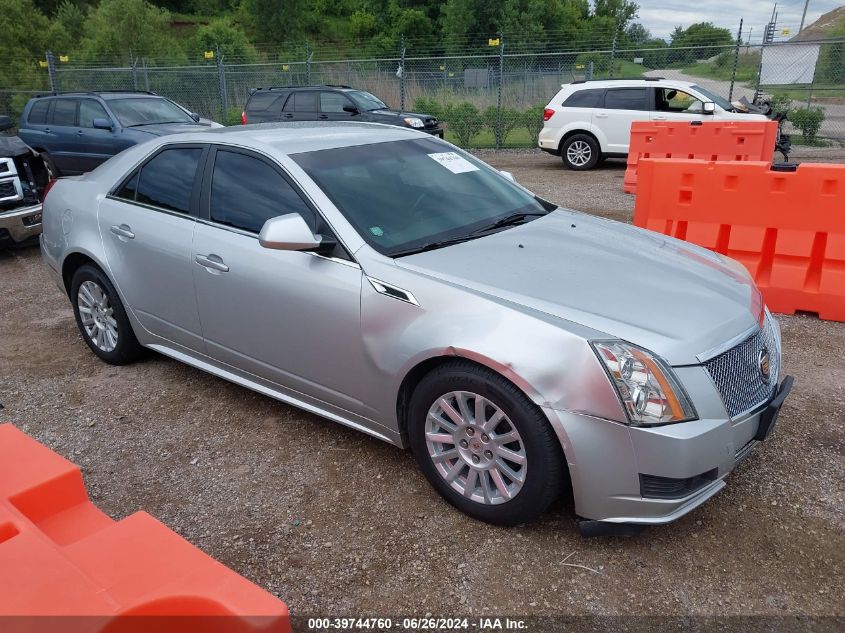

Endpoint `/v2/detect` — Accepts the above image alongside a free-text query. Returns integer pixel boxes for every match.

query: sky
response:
[636,0,844,39]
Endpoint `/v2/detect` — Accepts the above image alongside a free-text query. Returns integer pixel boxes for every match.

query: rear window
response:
[135,147,203,214]
[28,100,50,124]
[247,91,287,112]
[604,88,648,111]
[563,89,604,108]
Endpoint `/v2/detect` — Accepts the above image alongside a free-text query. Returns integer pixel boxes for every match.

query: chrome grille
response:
[0,157,23,204]
[704,313,781,418]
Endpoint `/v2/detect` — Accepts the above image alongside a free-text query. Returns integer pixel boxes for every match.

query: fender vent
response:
[366,277,419,306]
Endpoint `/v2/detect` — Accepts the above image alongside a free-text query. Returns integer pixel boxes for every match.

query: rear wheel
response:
[70,264,143,364]
[561,134,600,170]
[38,151,60,179]
[408,361,565,526]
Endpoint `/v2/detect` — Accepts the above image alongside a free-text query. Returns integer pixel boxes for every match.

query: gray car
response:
[40,122,792,534]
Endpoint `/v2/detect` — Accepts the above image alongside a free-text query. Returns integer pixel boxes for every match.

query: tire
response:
[38,151,60,179]
[408,360,565,526]
[70,264,143,365]
[561,134,600,170]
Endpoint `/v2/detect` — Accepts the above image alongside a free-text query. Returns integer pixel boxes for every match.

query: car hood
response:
[0,134,35,157]
[129,122,213,136]
[395,210,761,365]
[370,110,439,124]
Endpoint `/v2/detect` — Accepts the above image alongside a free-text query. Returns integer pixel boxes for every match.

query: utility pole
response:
[729,19,743,102]
[799,0,810,33]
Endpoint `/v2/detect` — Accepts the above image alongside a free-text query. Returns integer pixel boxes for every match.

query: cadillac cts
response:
[40,122,793,534]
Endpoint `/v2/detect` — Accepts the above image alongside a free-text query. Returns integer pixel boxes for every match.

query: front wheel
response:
[561,134,600,170]
[70,264,143,364]
[408,361,565,526]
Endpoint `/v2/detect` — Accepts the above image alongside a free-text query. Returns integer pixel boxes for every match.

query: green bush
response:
[768,93,793,118]
[521,105,545,146]
[412,96,442,120]
[575,51,609,75]
[790,107,825,144]
[442,102,483,147]
[482,105,521,142]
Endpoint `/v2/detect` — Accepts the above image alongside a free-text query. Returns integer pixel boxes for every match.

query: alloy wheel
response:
[425,391,527,505]
[566,140,592,167]
[77,280,119,352]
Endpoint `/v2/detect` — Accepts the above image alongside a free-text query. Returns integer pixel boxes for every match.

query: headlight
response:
[591,341,697,426]
[403,117,424,128]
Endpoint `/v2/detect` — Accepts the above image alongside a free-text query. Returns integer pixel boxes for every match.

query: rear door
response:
[74,99,117,172]
[596,87,650,153]
[98,144,207,351]
[280,91,319,122]
[46,98,82,174]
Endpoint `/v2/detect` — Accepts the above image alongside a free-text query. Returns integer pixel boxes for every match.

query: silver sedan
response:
[40,122,793,534]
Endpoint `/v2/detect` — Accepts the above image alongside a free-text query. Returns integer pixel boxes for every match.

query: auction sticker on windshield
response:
[428,152,479,174]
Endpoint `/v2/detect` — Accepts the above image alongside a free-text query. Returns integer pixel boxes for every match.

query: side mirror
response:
[499,170,515,182]
[342,104,360,115]
[190,112,201,122]
[0,115,13,132]
[93,118,113,130]
[259,213,333,253]
[703,102,716,114]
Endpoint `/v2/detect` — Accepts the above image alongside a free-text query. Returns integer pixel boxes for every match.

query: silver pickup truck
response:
[0,115,51,248]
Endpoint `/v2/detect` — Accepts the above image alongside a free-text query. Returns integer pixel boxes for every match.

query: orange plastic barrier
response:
[624,120,778,194]
[0,423,291,633]
[633,159,845,322]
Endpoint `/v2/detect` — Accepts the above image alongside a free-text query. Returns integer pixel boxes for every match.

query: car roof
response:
[153,121,424,155]
[565,78,697,89]
[252,85,354,93]
[33,90,162,100]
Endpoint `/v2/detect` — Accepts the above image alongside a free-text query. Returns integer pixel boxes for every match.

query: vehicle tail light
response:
[241,111,247,125]
[543,108,555,122]
[41,177,57,202]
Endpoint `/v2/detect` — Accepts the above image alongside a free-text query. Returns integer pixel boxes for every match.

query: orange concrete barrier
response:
[624,120,778,194]
[634,159,845,322]
[0,423,291,633]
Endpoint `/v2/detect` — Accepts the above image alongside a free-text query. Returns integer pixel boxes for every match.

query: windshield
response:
[690,85,733,111]
[108,97,195,127]
[292,137,549,257]
[349,91,388,111]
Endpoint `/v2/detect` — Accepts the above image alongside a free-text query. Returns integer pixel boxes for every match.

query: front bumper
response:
[0,202,42,246]
[423,127,444,138]
[545,374,793,527]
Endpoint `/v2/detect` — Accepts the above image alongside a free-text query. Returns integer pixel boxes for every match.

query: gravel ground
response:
[1,149,843,624]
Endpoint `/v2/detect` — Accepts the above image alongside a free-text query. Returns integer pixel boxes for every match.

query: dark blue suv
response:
[18,91,221,176]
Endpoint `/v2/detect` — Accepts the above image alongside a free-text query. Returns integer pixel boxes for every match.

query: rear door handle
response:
[195,254,229,273]
[319,114,328,120]
[594,113,608,118]
[653,116,668,120]
[109,224,135,240]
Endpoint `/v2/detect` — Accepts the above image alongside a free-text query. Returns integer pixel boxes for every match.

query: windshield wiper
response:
[127,120,190,127]
[467,211,547,236]
[390,234,481,258]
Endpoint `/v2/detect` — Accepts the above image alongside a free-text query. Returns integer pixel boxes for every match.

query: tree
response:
[626,22,650,44]
[670,22,733,64]
[593,0,638,30]
[194,18,257,61]
[238,0,309,44]
[81,0,174,61]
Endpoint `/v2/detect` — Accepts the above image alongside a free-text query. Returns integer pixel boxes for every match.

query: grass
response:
[445,127,535,148]
[758,84,845,104]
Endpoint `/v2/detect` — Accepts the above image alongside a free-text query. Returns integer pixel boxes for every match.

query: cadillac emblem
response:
[758,348,771,383]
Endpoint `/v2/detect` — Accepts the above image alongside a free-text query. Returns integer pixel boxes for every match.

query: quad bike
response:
[0,115,52,248]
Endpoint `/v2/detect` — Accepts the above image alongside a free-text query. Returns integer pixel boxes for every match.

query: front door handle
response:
[653,116,668,121]
[110,224,135,241]
[319,114,328,120]
[195,254,229,273]
[594,113,608,118]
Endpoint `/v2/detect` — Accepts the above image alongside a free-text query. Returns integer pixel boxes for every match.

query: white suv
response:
[539,78,769,170]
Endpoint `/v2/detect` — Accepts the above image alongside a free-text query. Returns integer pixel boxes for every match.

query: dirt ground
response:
[1,149,843,624]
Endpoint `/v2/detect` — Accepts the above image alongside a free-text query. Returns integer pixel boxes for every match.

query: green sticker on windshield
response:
[370,226,384,237]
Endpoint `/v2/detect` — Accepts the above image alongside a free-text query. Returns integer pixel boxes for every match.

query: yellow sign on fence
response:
[488,38,500,46]
[59,55,69,63]
[282,64,289,71]
[203,50,215,60]
[39,60,48,68]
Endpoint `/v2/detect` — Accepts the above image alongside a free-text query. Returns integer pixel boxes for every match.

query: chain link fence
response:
[2,33,843,148]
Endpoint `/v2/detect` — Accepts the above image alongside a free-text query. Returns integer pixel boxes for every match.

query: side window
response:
[655,88,703,113]
[28,100,50,124]
[210,150,314,234]
[50,99,78,126]
[320,92,353,113]
[116,171,139,201]
[562,89,604,108]
[604,88,648,111]
[247,91,287,113]
[135,147,202,213]
[285,91,318,112]
[79,100,110,128]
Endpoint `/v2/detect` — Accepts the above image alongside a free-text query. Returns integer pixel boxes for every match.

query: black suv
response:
[242,85,442,137]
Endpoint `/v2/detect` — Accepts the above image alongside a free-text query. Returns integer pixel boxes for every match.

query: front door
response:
[651,87,706,125]
[75,99,117,172]
[191,146,365,413]
[319,91,357,122]
[98,144,206,351]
